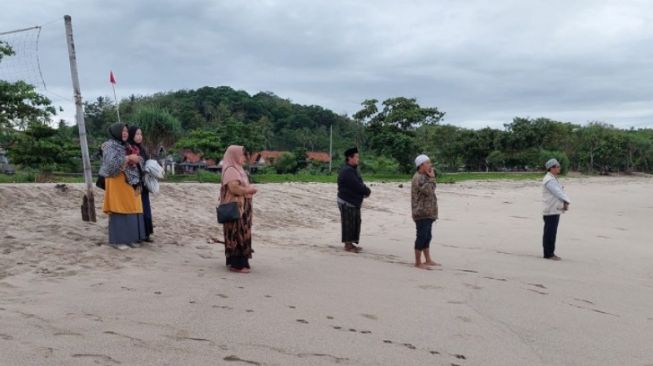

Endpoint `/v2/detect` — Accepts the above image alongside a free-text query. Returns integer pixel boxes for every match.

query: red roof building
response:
[250,150,331,165]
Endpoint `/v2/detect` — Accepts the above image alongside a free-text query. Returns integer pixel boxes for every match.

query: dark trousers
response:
[415,219,434,250]
[542,215,560,258]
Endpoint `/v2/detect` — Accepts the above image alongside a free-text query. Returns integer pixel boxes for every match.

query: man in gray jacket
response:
[542,158,571,260]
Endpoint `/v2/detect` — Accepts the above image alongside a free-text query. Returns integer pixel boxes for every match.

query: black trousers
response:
[542,215,560,258]
[415,219,434,250]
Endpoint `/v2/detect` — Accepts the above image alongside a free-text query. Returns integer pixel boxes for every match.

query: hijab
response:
[127,125,150,160]
[221,145,249,187]
[108,123,127,143]
[127,125,140,146]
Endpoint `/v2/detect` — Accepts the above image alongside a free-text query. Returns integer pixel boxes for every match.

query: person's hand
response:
[562,202,570,211]
[127,154,141,164]
[427,168,435,178]
[247,185,258,195]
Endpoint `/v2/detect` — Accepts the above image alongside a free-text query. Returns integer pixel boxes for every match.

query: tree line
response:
[2,41,653,176]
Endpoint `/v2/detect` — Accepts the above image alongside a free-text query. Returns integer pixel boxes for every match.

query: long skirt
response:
[339,203,361,244]
[109,213,147,244]
[223,198,253,270]
[141,188,154,238]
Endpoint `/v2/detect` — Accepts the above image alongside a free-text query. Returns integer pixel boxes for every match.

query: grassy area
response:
[0,170,543,184]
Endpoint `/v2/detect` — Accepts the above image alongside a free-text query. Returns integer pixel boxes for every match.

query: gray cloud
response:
[2,0,653,128]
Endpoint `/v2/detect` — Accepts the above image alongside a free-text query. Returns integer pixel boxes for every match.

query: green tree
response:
[131,106,182,157]
[355,97,445,172]
[175,129,223,160]
[0,41,56,134]
[8,122,79,172]
[292,147,308,171]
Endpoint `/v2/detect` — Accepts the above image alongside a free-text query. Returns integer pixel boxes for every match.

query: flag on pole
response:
[109,70,121,123]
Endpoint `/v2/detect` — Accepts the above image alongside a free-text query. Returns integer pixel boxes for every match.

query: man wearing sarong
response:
[337,148,371,253]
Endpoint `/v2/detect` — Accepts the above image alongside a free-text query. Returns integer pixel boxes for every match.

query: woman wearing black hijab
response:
[128,125,154,242]
[99,123,146,249]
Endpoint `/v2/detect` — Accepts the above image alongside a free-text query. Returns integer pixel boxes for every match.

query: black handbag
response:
[217,202,241,223]
[96,175,105,190]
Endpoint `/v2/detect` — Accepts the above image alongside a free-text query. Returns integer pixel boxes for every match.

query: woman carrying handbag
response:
[219,145,258,273]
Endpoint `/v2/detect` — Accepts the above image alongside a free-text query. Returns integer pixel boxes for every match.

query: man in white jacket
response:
[542,158,571,260]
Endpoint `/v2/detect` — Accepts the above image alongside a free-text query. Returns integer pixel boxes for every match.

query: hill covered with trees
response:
[2,40,653,177]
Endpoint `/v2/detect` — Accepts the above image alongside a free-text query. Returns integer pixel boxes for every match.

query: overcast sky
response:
[2,0,653,129]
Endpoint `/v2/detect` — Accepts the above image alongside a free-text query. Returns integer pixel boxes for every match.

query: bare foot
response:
[414,264,431,270]
[229,267,251,273]
[344,245,362,253]
[424,261,440,267]
[545,256,562,261]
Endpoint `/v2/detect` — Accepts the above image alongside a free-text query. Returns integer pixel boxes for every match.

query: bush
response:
[274,152,297,174]
[304,159,330,175]
[359,155,400,174]
[486,150,506,171]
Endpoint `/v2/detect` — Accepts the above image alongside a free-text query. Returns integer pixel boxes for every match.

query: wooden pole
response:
[64,15,96,222]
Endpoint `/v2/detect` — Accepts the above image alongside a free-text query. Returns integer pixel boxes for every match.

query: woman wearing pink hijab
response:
[220,145,258,273]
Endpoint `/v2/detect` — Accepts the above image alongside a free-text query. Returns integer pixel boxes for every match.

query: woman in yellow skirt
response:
[99,123,147,250]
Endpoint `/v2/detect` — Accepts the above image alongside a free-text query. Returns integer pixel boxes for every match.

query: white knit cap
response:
[545,158,560,170]
[415,154,430,168]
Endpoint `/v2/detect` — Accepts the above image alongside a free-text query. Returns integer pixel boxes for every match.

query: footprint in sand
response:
[403,343,417,350]
[457,269,479,274]
[574,298,595,305]
[527,289,548,296]
[419,284,444,290]
[326,316,334,320]
[213,305,233,310]
[360,313,378,320]
[383,340,393,344]
[528,283,547,289]
[72,353,120,364]
[154,291,162,295]
[296,319,309,324]
[223,355,261,365]
[464,283,483,290]
[483,276,507,282]
[217,294,229,298]
[288,305,296,309]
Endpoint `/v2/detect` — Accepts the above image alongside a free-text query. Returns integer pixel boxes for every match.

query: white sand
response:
[0,177,652,366]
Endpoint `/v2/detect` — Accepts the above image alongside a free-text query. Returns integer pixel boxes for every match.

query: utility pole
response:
[64,15,96,222]
[329,123,333,173]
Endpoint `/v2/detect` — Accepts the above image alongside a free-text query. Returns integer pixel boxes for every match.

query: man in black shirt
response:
[337,148,371,253]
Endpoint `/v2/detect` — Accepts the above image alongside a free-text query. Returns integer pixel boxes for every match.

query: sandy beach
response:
[1,177,652,366]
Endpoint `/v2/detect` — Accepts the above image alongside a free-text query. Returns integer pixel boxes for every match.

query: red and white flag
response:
[109,70,116,84]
